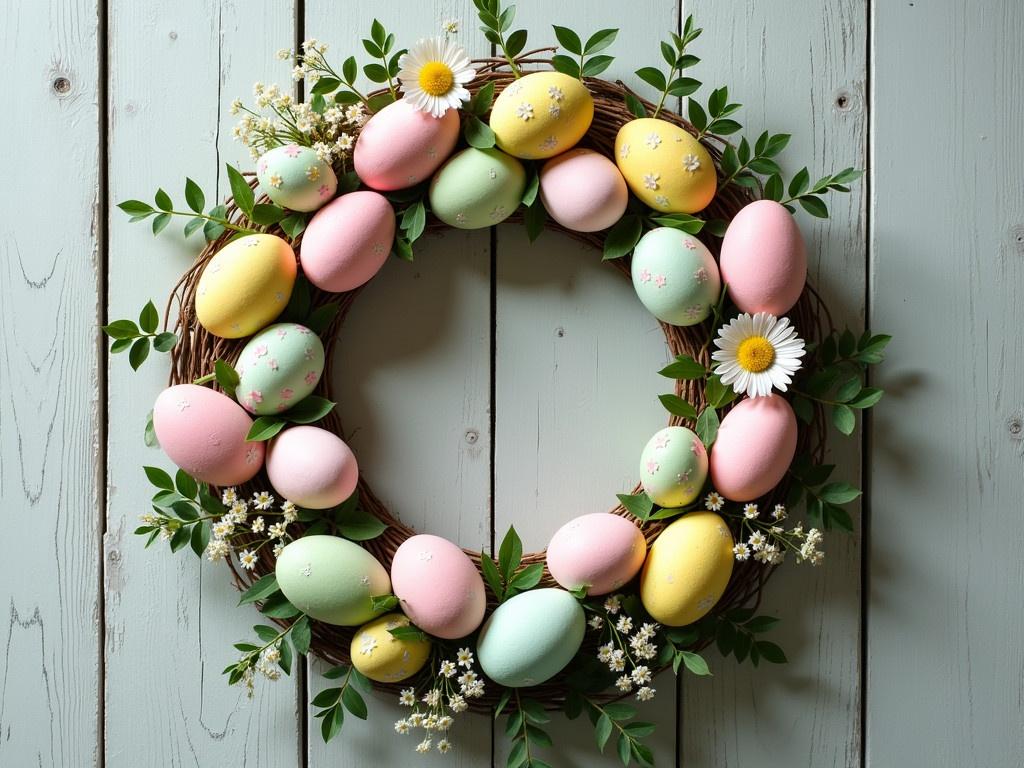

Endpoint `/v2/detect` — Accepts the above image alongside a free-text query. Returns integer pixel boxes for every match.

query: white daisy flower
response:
[448,694,467,712]
[253,491,274,510]
[238,549,257,570]
[439,660,457,677]
[743,503,759,519]
[772,504,787,521]
[705,491,725,511]
[397,37,476,118]
[748,530,767,550]
[616,616,633,634]
[604,595,622,614]
[437,739,452,754]
[415,739,432,754]
[733,542,751,561]
[588,616,604,631]
[221,487,238,505]
[250,516,265,533]
[456,647,474,667]
[711,312,806,398]
[399,688,416,706]
[394,718,410,734]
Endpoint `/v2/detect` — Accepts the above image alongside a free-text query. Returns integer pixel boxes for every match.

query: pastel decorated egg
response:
[276,535,390,626]
[428,147,526,229]
[256,144,337,212]
[300,191,396,293]
[719,200,807,316]
[710,394,797,502]
[195,234,296,338]
[489,72,594,160]
[353,98,461,190]
[152,384,264,485]
[539,148,628,232]
[546,513,647,596]
[640,512,734,626]
[265,426,358,509]
[390,534,486,639]
[234,323,324,415]
[630,227,721,326]
[615,118,716,214]
[640,425,709,508]
[350,613,431,683]
[476,588,585,687]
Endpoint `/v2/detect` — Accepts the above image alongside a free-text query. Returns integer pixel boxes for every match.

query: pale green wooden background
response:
[2,0,1021,765]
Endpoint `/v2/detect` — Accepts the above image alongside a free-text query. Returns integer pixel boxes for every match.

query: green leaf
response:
[342,686,368,719]
[102,319,140,339]
[392,236,414,261]
[680,650,712,676]
[704,374,737,409]
[635,66,666,91]
[154,188,173,212]
[388,625,428,642]
[251,203,286,226]
[519,697,550,725]
[238,574,280,605]
[153,332,177,352]
[595,713,613,752]
[603,215,642,260]
[791,395,814,424]
[696,406,720,447]
[848,387,884,409]
[617,732,632,766]
[282,396,335,424]
[312,686,341,708]
[798,195,829,218]
[464,114,497,148]
[144,410,158,447]
[175,468,198,499]
[468,81,496,115]
[505,29,528,58]
[832,404,856,435]
[604,702,636,721]
[363,63,388,83]
[755,640,787,664]
[552,25,582,55]
[144,465,174,490]
[509,562,544,591]
[370,594,400,612]
[280,212,308,239]
[400,200,426,242]
[480,552,504,601]
[666,76,701,97]
[819,482,862,504]
[128,338,150,370]
[246,417,287,442]
[616,491,653,522]
[322,664,349,679]
[342,56,358,84]
[138,300,159,334]
[788,168,810,199]
[744,615,780,634]
[625,722,657,739]
[226,163,255,218]
[184,178,205,213]
[169,525,191,552]
[582,55,614,77]
[525,197,547,243]
[321,703,344,742]
[110,338,132,354]
[521,171,540,207]
[763,174,784,201]
[305,302,339,335]
[498,525,523,582]
[584,28,618,54]
[370,18,386,46]
[658,394,698,420]
[117,200,154,216]
[625,93,647,118]
[551,54,581,79]
[214,359,241,391]
[658,354,706,380]
[260,592,301,619]
[495,688,513,719]
[187,520,209,557]
[836,376,862,403]
[687,99,707,132]
[151,213,171,236]
[336,504,388,541]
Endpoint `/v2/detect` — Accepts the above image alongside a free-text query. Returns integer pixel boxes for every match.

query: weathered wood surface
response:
[2,0,1021,766]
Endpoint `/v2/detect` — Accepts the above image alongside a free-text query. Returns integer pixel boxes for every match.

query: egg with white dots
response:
[428,147,526,229]
[631,227,721,326]
[256,144,337,212]
[350,613,431,683]
[640,425,709,508]
[233,323,324,415]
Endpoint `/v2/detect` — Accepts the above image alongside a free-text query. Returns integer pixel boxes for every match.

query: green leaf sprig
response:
[550,26,618,80]
[462,81,497,149]
[503,692,554,768]
[584,698,656,767]
[118,175,258,242]
[103,300,178,370]
[720,131,791,190]
[312,664,373,742]
[634,15,703,119]
[764,166,865,218]
[361,19,405,100]
[135,466,224,555]
[786,458,861,532]
[481,526,544,602]
[688,85,743,139]
[245,395,338,441]
[473,0,528,77]
[225,614,311,695]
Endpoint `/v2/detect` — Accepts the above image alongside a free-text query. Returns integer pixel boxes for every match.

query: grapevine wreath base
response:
[110,8,888,763]
[171,65,832,705]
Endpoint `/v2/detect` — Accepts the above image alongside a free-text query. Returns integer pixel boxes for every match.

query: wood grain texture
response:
[303,3,495,765]
[0,1,102,765]
[868,1,1024,765]
[679,2,867,766]
[104,3,303,766]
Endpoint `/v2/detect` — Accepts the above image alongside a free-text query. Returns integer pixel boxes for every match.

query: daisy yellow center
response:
[736,336,776,373]
[418,61,454,96]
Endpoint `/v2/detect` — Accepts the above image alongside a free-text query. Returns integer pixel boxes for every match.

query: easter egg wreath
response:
[106,6,890,765]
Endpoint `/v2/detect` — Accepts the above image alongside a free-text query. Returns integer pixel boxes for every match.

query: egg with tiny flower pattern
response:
[631,227,721,326]
[615,117,716,213]
[640,425,709,508]
[640,511,734,626]
[428,147,526,229]
[195,234,297,338]
[256,144,337,212]
[489,71,594,160]
[350,613,431,683]
[233,323,324,415]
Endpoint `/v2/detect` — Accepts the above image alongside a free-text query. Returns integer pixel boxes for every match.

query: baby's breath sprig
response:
[225,614,311,697]
[103,299,177,370]
[473,0,528,78]
[588,595,662,704]
[312,663,372,743]
[633,14,703,120]
[550,25,618,81]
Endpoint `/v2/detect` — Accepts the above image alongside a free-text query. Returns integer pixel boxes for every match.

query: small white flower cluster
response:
[591,596,659,702]
[708,494,826,567]
[202,488,298,566]
[393,649,484,754]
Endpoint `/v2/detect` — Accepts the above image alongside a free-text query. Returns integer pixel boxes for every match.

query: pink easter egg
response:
[300,191,396,293]
[391,534,486,640]
[353,99,460,191]
[153,384,264,485]
[546,513,647,596]
[719,200,807,316]
[710,394,797,502]
[539,148,628,232]
[265,426,358,509]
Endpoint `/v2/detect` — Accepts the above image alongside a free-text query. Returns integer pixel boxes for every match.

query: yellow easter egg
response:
[489,72,594,160]
[195,234,297,339]
[350,613,431,683]
[639,511,734,626]
[615,118,717,214]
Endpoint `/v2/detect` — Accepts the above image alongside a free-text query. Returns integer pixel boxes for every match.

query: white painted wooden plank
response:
[868,1,1024,766]
[302,3,494,766]
[104,3,303,766]
[491,4,680,765]
[0,1,101,765]
[678,1,867,765]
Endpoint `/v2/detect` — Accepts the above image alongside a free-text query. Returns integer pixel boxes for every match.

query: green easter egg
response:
[234,323,325,415]
[631,227,721,326]
[428,147,526,229]
[256,144,338,213]
[640,426,709,508]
